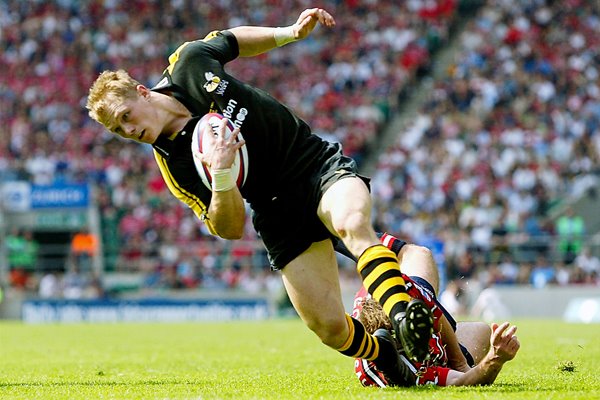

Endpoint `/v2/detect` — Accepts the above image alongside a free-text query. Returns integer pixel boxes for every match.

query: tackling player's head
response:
[358,297,393,334]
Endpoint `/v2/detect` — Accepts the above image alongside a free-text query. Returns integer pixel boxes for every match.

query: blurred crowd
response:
[1,0,457,297]
[1,0,599,302]
[370,0,600,292]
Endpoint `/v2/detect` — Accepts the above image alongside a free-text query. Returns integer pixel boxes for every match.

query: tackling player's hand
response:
[292,8,335,40]
[490,322,520,363]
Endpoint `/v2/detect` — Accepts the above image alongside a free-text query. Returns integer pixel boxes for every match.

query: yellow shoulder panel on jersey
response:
[166,41,191,75]
[153,149,217,235]
[202,30,220,41]
[166,32,220,75]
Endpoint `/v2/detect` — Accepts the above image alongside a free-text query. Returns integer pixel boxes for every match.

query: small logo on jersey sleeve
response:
[203,72,220,92]
[203,72,229,95]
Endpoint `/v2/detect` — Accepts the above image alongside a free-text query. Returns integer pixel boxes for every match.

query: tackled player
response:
[337,233,521,387]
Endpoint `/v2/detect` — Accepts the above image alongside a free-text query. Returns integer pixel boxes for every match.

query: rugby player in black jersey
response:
[86,7,433,386]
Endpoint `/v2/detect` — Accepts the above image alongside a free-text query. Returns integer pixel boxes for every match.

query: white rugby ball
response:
[191,113,248,190]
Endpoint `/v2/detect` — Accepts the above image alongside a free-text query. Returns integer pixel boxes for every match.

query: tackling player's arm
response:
[439,314,471,372]
[445,322,520,386]
[227,8,335,57]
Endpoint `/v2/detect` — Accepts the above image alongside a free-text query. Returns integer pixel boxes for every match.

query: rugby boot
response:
[393,299,434,362]
[372,329,416,387]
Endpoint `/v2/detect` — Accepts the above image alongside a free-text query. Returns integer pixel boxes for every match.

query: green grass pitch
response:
[1,319,599,399]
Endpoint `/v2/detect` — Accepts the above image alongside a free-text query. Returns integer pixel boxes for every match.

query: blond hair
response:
[358,297,393,334]
[86,70,140,130]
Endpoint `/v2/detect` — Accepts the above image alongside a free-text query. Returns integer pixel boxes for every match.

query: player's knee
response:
[307,315,349,348]
[401,244,433,261]
[399,244,439,290]
[332,210,370,239]
[478,322,492,342]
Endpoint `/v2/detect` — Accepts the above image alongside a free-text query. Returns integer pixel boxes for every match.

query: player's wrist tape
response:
[211,169,234,192]
[274,26,297,47]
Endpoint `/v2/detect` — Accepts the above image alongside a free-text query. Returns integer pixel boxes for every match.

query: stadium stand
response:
[369,0,600,293]
[0,0,598,307]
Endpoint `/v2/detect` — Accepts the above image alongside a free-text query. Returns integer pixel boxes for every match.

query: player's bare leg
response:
[397,244,440,293]
[281,239,416,386]
[318,177,432,373]
[280,240,349,348]
[456,322,492,364]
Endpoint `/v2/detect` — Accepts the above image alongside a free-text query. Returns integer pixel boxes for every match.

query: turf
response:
[0,319,599,399]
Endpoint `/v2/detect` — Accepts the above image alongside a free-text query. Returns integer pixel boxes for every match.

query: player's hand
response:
[292,8,335,40]
[490,322,520,363]
[193,118,245,171]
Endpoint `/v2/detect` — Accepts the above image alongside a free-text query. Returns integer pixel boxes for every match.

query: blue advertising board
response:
[22,298,271,323]
[30,183,89,209]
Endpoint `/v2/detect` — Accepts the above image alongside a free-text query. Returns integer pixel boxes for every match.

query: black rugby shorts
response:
[252,145,370,270]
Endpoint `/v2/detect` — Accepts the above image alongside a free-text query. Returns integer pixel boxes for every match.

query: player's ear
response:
[136,84,150,98]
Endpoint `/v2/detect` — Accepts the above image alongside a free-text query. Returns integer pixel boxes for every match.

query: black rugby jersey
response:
[151,30,339,233]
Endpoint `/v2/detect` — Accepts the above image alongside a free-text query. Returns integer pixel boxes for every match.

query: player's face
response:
[111,86,160,144]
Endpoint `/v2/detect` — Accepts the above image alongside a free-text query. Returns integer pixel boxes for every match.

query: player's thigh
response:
[280,239,347,338]
[318,177,373,234]
[455,321,491,364]
[398,244,440,294]
[318,177,379,257]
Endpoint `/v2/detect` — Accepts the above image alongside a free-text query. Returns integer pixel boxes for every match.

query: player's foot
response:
[392,299,434,362]
[372,329,416,387]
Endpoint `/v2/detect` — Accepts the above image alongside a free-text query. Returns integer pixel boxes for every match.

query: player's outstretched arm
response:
[445,322,520,386]
[228,8,335,57]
